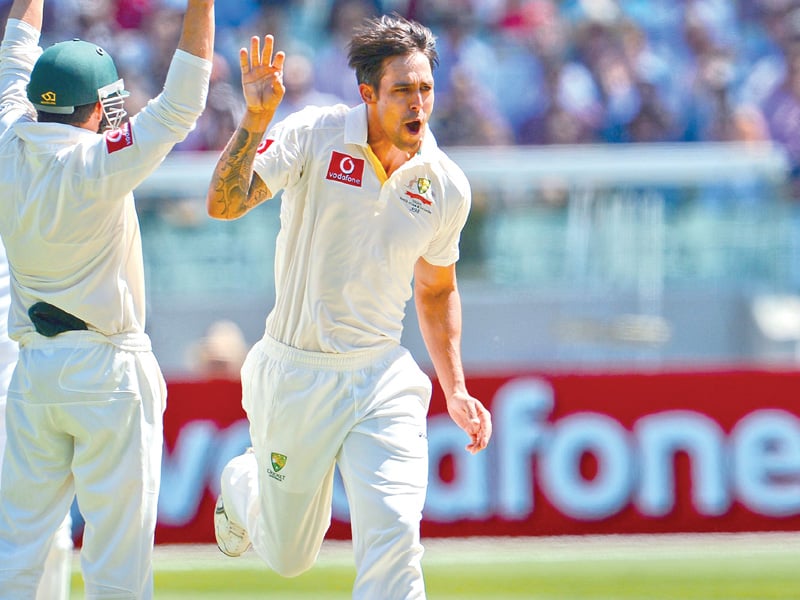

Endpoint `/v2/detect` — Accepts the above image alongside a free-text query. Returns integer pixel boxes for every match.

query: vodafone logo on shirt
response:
[105,122,134,154]
[326,151,364,187]
[257,138,274,154]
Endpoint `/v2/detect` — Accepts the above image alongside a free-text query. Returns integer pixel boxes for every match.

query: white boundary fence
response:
[137,143,794,375]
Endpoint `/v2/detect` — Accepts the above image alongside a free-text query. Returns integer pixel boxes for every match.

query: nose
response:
[409,91,423,111]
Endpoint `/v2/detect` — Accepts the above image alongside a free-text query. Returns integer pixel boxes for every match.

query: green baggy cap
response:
[27,39,127,114]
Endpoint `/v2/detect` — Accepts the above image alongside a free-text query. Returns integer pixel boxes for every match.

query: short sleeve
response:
[423,176,471,267]
[253,109,312,195]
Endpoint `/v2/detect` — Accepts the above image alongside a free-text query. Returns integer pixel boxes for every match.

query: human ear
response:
[359,83,376,104]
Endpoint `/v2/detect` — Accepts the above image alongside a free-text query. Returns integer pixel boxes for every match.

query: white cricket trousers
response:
[221,335,432,600]
[1,361,73,600]
[0,330,167,599]
[0,345,73,600]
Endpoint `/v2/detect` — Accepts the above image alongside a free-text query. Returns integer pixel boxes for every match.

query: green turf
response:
[68,534,800,599]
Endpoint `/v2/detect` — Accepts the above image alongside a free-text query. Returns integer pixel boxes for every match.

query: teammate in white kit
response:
[207,14,492,599]
[0,0,215,597]
[0,239,72,600]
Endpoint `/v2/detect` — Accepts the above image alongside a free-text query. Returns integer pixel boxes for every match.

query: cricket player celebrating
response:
[207,14,492,599]
[0,0,215,597]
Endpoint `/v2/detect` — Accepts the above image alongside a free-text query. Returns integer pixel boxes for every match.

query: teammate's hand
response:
[446,391,492,454]
[239,35,285,115]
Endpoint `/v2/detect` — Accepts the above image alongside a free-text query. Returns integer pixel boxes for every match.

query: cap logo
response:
[40,91,56,105]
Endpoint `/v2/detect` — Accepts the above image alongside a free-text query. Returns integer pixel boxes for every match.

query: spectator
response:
[762,39,800,198]
[271,52,344,124]
[187,319,248,380]
[496,0,574,139]
[0,0,795,155]
[176,52,245,151]
[314,0,381,107]
[431,64,514,146]
[517,59,602,145]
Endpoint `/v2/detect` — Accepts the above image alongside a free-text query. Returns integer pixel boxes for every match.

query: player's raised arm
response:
[7,0,43,30]
[207,35,285,220]
[176,0,215,62]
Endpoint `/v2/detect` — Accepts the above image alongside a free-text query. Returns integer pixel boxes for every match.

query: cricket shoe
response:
[214,496,251,557]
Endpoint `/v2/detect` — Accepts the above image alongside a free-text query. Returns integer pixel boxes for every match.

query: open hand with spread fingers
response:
[240,35,285,115]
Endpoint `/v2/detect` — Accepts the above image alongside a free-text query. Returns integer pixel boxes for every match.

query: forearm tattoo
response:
[212,128,269,218]
[248,173,270,208]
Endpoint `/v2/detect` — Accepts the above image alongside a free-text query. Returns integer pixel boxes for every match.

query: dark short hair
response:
[347,14,438,90]
[37,102,96,126]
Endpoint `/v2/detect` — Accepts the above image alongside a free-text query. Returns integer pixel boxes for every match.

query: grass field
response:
[68,532,800,599]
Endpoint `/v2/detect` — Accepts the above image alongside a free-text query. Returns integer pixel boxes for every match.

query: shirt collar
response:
[14,121,97,146]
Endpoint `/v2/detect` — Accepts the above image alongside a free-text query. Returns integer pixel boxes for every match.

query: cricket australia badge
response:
[417,177,431,195]
[268,452,287,482]
[401,176,434,214]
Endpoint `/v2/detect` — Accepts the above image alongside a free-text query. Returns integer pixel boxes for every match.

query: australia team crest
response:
[402,176,434,214]
[268,452,287,481]
[271,452,287,472]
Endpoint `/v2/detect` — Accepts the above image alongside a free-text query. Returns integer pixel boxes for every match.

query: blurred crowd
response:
[4,0,800,173]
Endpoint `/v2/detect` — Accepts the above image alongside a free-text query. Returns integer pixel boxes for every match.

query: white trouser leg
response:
[338,352,430,600]
[76,351,164,600]
[35,514,73,600]
[1,375,73,600]
[0,335,165,600]
[227,336,431,597]
[0,399,76,599]
[224,337,341,577]
[0,339,73,599]
[220,450,336,577]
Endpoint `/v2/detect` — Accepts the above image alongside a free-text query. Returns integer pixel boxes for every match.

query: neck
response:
[367,128,421,176]
[371,143,416,178]
[365,108,421,177]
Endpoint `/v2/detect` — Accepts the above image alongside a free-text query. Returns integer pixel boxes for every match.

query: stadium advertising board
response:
[152,370,800,543]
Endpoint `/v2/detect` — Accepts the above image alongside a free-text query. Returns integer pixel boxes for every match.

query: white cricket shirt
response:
[254,104,471,352]
[0,19,212,339]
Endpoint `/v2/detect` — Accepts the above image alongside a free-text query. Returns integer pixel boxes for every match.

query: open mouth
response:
[405,120,422,135]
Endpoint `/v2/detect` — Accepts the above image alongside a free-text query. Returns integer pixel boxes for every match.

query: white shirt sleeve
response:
[423,167,472,267]
[0,19,41,132]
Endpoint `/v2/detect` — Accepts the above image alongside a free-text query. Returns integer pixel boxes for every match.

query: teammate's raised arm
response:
[177,0,215,61]
[7,0,43,30]
[207,35,285,220]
